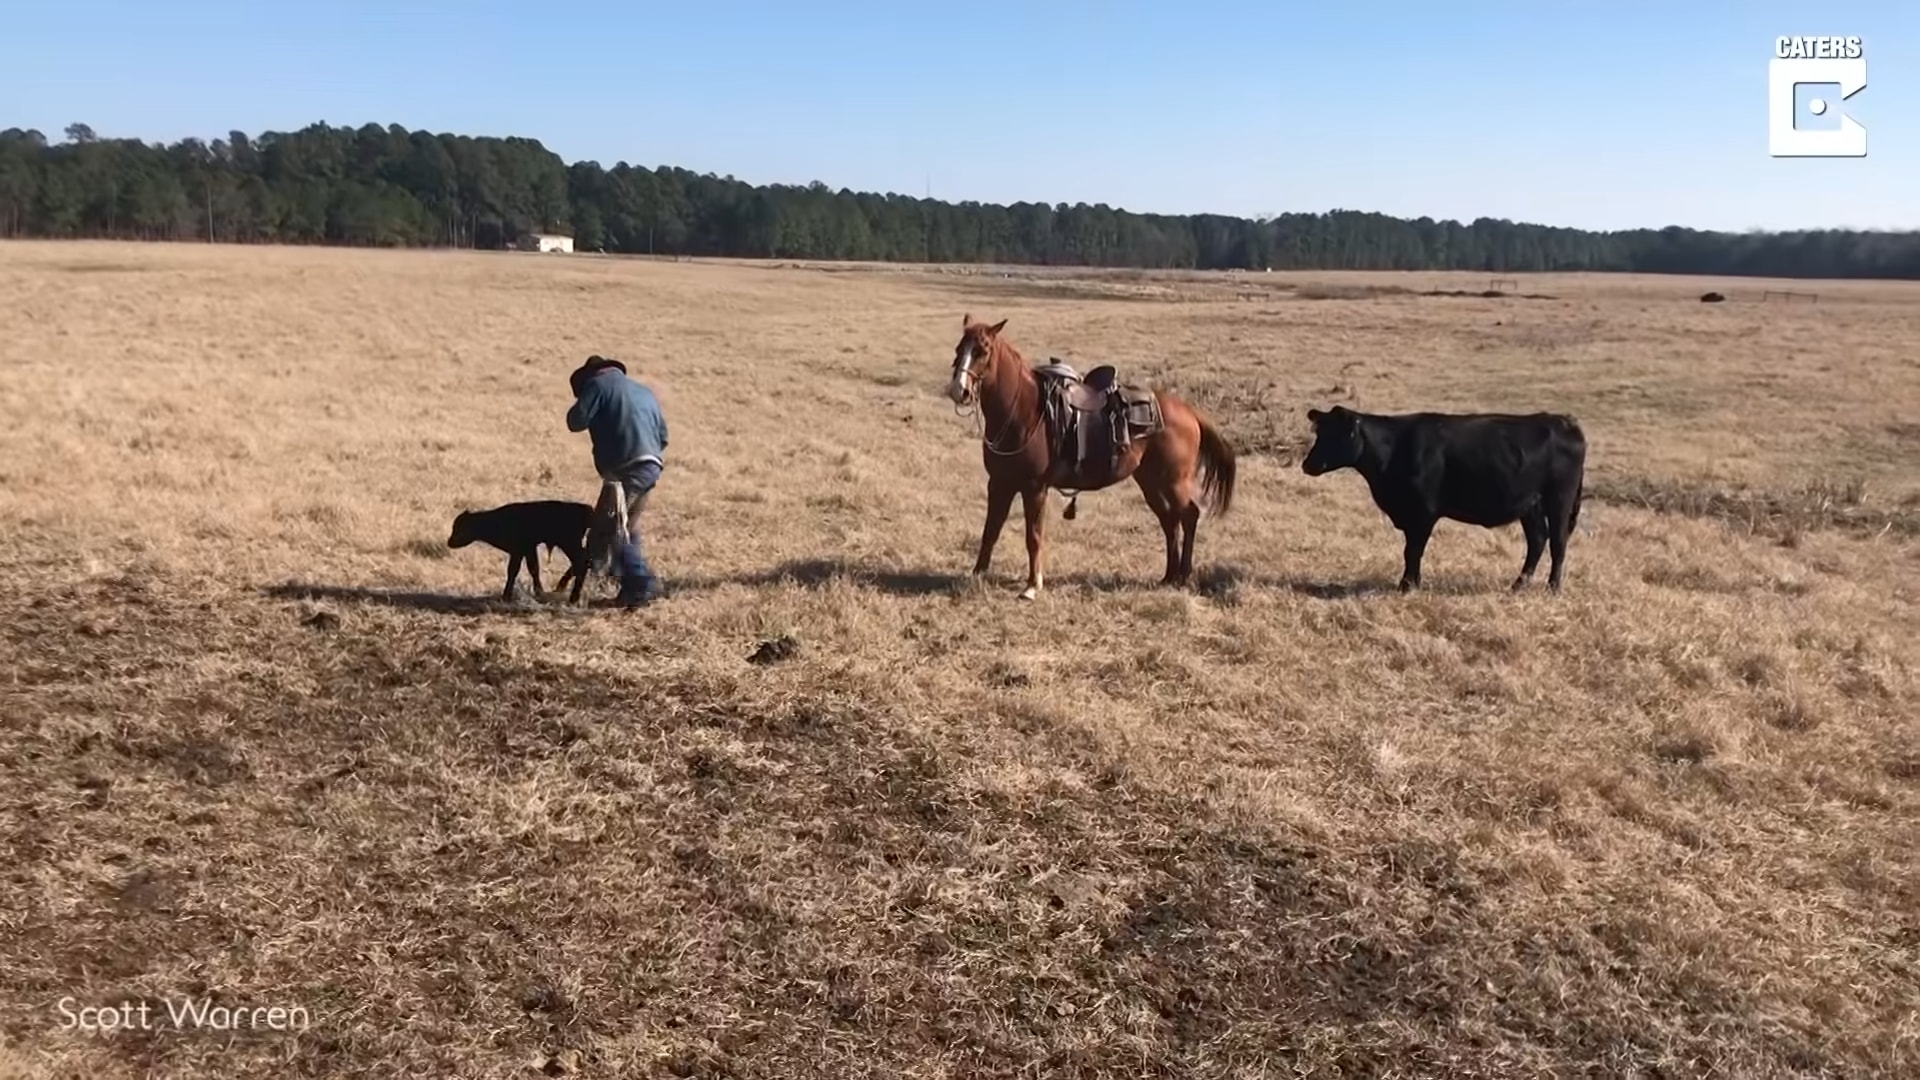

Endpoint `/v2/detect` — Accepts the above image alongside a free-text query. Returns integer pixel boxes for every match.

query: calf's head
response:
[1301,406,1364,476]
[447,511,478,549]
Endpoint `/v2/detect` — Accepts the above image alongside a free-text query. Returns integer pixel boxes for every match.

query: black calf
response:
[447,500,596,603]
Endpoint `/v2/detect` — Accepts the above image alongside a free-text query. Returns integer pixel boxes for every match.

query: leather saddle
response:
[1062,364,1120,412]
[1033,360,1165,502]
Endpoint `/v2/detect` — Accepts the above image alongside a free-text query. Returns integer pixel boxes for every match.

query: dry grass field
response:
[2,239,1917,1079]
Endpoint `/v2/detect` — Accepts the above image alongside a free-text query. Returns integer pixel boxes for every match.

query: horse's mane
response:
[974,326,1032,381]
[961,316,1039,392]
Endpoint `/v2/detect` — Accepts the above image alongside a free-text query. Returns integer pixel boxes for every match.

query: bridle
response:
[951,336,1040,456]
[950,338,986,406]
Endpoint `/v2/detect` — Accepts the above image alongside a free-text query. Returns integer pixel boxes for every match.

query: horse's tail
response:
[1193,408,1237,519]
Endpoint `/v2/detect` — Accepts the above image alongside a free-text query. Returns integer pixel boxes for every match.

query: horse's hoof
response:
[1017,586,1038,602]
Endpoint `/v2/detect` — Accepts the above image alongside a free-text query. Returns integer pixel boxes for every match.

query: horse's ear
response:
[962,312,972,328]
[988,319,1007,336]
[1306,408,1325,424]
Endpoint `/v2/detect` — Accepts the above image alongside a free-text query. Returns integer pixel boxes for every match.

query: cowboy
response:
[566,355,668,608]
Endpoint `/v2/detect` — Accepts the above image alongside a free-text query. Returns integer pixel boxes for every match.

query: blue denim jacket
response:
[566,370,668,477]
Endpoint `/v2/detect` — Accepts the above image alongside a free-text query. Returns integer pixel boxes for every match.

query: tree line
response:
[3,121,1916,279]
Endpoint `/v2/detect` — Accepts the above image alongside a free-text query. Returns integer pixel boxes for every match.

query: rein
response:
[955,398,1041,456]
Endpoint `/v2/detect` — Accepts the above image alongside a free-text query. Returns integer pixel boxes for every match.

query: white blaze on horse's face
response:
[948,341,980,404]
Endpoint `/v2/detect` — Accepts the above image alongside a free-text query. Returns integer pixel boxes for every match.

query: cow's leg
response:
[1019,486,1051,601]
[973,479,1016,578]
[1399,519,1434,592]
[1513,509,1547,591]
[1545,492,1575,592]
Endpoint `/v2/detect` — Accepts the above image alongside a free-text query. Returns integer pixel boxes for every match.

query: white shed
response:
[521,232,574,254]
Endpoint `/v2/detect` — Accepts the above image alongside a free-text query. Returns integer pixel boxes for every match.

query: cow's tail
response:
[1563,415,1587,533]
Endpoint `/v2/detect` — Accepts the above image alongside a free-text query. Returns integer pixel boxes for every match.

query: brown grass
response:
[2,240,1917,1078]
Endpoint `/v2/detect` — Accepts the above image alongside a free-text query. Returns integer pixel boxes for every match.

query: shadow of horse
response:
[1283,576,1507,599]
[263,564,1498,617]
[1277,579,1396,601]
[672,558,961,597]
[1191,563,1490,601]
[676,558,1256,598]
[677,560,1440,601]
[262,582,605,616]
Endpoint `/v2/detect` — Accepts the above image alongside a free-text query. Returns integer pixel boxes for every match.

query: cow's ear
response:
[1306,408,1325,424]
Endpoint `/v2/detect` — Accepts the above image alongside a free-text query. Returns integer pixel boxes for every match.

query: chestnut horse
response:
[946,314,1237,600]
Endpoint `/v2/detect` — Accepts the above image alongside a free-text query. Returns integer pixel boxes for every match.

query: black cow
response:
[1301,405,1587,592]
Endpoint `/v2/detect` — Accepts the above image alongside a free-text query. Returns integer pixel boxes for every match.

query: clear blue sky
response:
[6,1,1915,233]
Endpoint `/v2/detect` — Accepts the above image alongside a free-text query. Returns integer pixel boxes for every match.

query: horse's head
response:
[948,313,1008,405]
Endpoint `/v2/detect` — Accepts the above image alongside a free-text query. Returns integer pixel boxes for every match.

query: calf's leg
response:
[557,540,589,604]
[503,552,523,601]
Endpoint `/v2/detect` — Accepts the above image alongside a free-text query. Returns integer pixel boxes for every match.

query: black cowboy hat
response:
[569,354,628,396]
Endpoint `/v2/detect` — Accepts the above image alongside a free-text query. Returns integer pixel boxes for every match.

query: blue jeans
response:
[607,459,662,586]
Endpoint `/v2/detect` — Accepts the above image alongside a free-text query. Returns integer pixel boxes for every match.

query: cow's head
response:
[1301,406,1363,476]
